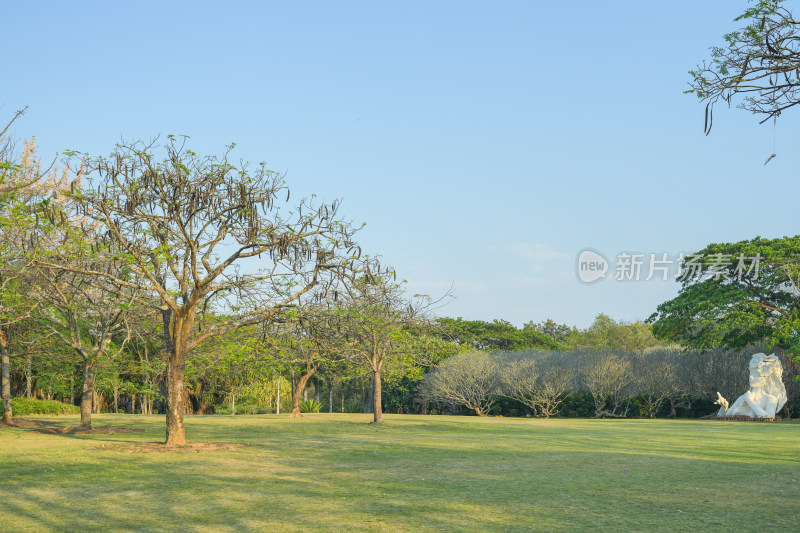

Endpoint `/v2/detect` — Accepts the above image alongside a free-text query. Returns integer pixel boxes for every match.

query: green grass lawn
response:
[1,414,798,532]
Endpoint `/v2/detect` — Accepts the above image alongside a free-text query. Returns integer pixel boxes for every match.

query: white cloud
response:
[508,242,570,263]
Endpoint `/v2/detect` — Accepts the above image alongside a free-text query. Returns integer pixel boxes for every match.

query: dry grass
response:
[1,414,798,532]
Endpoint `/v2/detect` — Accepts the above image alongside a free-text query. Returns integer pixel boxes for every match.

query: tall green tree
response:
[648,236,800,369]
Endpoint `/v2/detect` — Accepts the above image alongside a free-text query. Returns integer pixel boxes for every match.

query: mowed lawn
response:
[0,414,798,532]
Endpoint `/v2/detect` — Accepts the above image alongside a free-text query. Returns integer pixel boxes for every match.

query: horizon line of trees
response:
[3,106,800,437]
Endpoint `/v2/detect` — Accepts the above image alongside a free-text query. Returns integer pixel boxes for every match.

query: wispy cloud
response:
[508,242,570,263]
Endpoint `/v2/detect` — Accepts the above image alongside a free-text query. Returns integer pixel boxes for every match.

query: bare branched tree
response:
[340,275,446,423]
[501,351,572,418]
[31,259,137,429]
[629,350,679,418]
[583,353,633,418]
[417,350,501,417]
[36,137,361,444]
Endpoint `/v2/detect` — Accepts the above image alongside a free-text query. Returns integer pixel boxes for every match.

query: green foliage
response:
[563,313,662,351]
[524,319,574,344]
[216,403,275,415]
[557,390,596,418]
[299,399,323,413]
[11,398,79,416]
[382,375,422,414]
[437,317,559,352]
[648,236,800,364]
[341,399,364,413]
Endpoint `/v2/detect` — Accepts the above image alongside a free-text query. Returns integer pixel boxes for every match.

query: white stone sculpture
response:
[715,353,787,419]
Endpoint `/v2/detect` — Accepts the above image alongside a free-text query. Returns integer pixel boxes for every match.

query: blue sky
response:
[4,1,799,328]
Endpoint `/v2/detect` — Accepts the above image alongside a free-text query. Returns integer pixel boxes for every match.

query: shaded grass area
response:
[1,414,798,532]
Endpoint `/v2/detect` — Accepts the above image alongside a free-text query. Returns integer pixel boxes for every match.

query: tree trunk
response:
[165,312,192,445]
[195,381,205,415]
[165,347,187,445]
[364,375,374,414]
[329,380,334,413]
[291,369,315,418]
[372,370,383,424]
[79,359,96,429]
[276,374,280,415]
[113,387,119,414]
[314,378,320,404]
[92,386,101,414]
[25,354,32,398]
[0,332,12,424]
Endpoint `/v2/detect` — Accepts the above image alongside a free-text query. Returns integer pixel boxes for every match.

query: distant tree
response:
[500,351,572,418]
[629,350,679,418]
[524,319,573,344]
[583,353,633,418]
[565,313,660,351]
[0,121,70,424]
[437,317,559,352]
[0,108,51,194]
[187,325,273,415]
[688,1,800,134]
[32,263,136,429]
[417,350,501,416]
[36,137,361,444]
[269,300,348,418]
[340,274,439,424]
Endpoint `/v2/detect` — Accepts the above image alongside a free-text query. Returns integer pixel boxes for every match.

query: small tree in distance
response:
[341,274,449,424]
[500,351,572,418]
[416,350,501,416]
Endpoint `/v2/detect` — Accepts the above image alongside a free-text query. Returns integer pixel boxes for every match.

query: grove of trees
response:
[6,0,800,440]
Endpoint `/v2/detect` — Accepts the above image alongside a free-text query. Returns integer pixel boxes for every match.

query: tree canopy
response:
[436,317,559,352]
[648,236,800,359]
[688,1,800,132]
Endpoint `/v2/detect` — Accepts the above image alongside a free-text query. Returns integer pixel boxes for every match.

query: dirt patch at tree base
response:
[29,427,146,435]
[88,442,245,453]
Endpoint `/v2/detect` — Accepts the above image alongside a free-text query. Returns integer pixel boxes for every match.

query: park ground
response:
[0,414,798,532]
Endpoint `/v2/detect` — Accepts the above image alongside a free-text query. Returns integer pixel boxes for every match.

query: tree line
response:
[0,113,468,443]
[417,345,800,419]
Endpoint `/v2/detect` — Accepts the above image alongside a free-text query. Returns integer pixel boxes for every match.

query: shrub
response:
[299,399,323,413]
[11,398,80,416]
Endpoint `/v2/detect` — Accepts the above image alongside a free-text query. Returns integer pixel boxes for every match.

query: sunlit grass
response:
[1,414,798,532]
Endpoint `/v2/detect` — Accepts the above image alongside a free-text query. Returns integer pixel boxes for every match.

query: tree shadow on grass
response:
[0,419,57,429]
[27,427,145,435]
